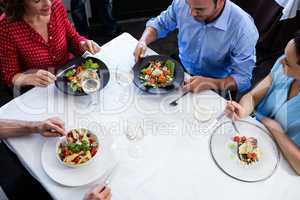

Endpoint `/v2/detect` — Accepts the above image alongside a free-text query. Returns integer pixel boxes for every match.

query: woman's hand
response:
[84,185,111,200]
[13,70,56,87]
[225,101,247,121]
[36,117,67,137]
[79,40,101,54]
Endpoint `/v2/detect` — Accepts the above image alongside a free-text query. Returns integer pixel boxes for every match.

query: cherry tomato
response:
[233,136,240,142]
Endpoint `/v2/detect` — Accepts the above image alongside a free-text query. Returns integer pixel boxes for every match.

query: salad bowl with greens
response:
[55,57,110,96]
[133,55,184,94]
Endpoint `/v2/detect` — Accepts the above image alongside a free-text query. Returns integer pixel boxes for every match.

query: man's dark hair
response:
[3,0,25,21]
[294,31,300,65]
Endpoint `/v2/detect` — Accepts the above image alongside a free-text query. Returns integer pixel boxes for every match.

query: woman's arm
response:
[225,74,273,120]
[261,117,300,175]
[55,1,86,56]
[0,21,22,87]
[239,74,273,117]
[239,74,272,117]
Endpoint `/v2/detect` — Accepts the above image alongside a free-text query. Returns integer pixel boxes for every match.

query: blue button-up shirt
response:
[146,0,259,92]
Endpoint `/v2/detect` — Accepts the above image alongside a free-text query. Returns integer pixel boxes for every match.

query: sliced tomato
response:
[145,68,152,75]
[91,147,97,157]
[68,76,76,81]
[159,75,166,83]
[73,156,80,164]
[149,79,155,84]
[63,148,71,157]
[89,138,94,144]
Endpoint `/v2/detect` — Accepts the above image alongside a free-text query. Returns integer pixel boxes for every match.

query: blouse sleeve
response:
[0,20,21,87]
[55,0,87,56]
[270,55,285,83]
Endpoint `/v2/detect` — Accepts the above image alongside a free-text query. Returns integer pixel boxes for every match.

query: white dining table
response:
[1,33,300,200]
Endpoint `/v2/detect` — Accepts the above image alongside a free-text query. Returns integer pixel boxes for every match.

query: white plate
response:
[210,120,280,182]
[42,134,116,187]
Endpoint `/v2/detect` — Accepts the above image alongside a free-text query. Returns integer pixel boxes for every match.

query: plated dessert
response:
[231,135,261,165]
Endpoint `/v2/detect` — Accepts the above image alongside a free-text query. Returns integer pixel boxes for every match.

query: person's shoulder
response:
[271,55,285,73]
[228,1,257,32]
[227,2,258,41]
[270,55,286,82]
[228,1,251,19]
[0,14,9,25]
[171,0,185,9]
[51,0,65,12]
[0,14,12,34]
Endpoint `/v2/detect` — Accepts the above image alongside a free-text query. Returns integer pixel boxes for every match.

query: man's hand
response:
[134,41,147,63]
[84,185,111,200]
[182,76,218,92]
[36,117,67,137]
[80,40,101,54]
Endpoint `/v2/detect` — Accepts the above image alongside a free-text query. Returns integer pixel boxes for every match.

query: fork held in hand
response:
[227,89,240,134]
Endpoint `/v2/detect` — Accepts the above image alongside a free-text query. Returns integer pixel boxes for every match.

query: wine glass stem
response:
[91,93,98,105]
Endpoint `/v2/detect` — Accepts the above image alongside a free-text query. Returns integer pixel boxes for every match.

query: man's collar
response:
[208,0,231,31]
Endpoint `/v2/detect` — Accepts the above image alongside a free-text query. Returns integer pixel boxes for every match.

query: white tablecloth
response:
[1,33,300,200]
[275,0,300,20]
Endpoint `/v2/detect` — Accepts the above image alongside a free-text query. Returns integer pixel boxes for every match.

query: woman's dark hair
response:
[294,31,300,64]
[3,0,26,21]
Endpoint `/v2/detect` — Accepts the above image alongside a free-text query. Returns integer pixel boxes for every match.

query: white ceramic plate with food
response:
[41,129,115,187]
[210,120,280,182]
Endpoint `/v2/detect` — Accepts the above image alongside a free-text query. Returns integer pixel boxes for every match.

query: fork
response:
[227,89,240,134]
[169,91,189,106]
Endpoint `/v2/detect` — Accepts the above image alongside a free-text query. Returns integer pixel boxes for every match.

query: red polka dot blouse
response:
[0,0,86,87]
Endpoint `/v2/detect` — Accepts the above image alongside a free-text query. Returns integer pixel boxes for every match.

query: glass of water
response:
[82,72,101,107]
[123,119,145,158]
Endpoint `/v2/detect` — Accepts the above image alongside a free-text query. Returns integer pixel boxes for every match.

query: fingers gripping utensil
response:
[227,90,240,135]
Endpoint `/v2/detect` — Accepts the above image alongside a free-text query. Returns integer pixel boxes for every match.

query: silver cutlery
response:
[169,91,189,106]
[227,90,240,134]
[102,162,119,186]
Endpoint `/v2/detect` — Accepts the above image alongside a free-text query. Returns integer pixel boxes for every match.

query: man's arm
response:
[229,29,259,93]
[183,76,237,92]
[134,27,158,62]
[208,76,237,91]
[0,118,66,139]
[134,0,178,62]
[0,120,38,138]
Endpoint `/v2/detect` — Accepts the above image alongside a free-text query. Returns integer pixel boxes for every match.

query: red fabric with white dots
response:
[0,0,86,86]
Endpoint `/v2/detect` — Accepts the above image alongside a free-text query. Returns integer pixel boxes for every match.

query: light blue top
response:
[146,0,259,92]
[256,55,300,148]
